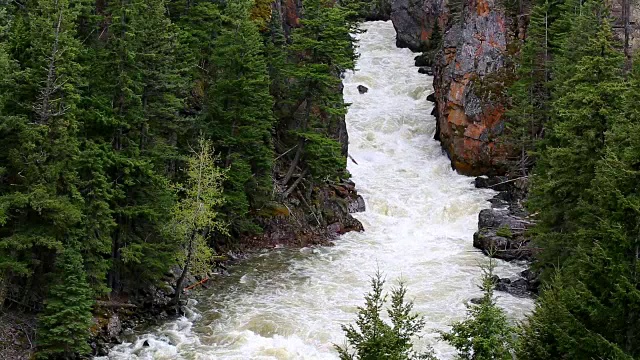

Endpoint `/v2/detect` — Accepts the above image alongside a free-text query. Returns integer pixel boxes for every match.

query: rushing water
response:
[100,21,532,360]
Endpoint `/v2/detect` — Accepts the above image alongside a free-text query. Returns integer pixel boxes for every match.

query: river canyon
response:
[98,21,532,360]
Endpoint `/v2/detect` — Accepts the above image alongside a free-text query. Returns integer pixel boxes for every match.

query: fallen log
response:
[94,300,137,309]
[184,278,209,291]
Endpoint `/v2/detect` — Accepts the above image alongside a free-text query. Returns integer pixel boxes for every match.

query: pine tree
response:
[202,0,276,234]
[0,0,86,302]
[81,0,184,293]
[527,1,625,271]
[440,259,515,360]
[516,269,633,359]
[504,0,550,175]
[518,6,640,357]
[280,0,358,196]
[335,272,437,360]
[36,249,94,359]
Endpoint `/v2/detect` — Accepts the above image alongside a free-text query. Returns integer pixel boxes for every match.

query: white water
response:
[100,21,532,360]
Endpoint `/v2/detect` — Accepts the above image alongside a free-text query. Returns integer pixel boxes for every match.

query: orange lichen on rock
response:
[464,123,485,140]
[476,0,491,16]
[448,108,467,127]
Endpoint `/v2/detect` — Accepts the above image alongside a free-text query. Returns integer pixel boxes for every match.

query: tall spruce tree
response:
[280,0,357,196]
[504,0,550,175]
[81,0,183,293]
[440,259,515,360]
[0,0,86,303]
[203,0,276,235]
[517,270,633,359]
[335,272,437,360]
[36,249,93,359]
[527,1,625,270]
[519,2,639,357]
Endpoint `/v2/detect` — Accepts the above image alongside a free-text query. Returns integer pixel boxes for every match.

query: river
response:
[99,21,532,360]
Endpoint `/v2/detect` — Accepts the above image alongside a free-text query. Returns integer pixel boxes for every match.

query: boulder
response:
[474,176,511,192]
[473,208,532,261]
[418,66,434,75]
[426,92,436,102]
[357,85,369,94]
[390,0,445,51]
[348,195,366,213]
[414,53,433,67]
[494,276,531,297]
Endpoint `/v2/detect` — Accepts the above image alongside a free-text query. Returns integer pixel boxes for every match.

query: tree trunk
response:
[0,271,8,308]
[283,96,312,185]
[284,168,309,198]
[173,232,195,306]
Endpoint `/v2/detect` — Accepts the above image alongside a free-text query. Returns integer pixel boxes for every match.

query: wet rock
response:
[469,297,483,305]
[494,275,535,297]
[474,176,510,192]
[426,93,436,103]
[361,0,393,20]
[473,208,532,261]
[107,314,122,342]
[391,0,445,51]
[143,340,150,347]
[348,195,366,213]
[418,66,434,76]
[357,85,369,94]
[415,54,433,67]
[520,269,541,293]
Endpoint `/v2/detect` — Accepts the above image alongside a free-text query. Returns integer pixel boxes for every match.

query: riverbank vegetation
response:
[0,0,366,357]
[339,260,514,360]
[501,0,640,357]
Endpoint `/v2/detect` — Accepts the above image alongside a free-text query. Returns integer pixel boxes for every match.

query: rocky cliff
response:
[390,0,640,176]
[390,0,446,50]
[432,0,515,176]
[388,0,515,175]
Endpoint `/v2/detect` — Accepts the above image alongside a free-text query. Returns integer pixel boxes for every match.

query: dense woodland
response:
[0,0,363,357]
[1,0,640,358]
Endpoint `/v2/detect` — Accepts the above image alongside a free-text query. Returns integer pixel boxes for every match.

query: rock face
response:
[473,176,533,261]
[391,0,446,50]
[387,0,513,175]
[387,0,640,176]
[432,0,513,176]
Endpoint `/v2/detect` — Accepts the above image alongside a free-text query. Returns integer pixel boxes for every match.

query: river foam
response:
[98,21,532,360]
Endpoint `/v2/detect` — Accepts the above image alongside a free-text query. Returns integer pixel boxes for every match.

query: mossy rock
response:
[496,224,513,238]
[257,202,290,217]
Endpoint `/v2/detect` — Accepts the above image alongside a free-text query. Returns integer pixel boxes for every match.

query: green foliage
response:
[0,0,357,349]
[495,225,513,238]
[203,0,276,234]
[517,270,633,359]
[278,0,359,194]
[511,0,640,357]
[0,0,87,299]
[36,249,93,359]
[503,0,550,175]
[166,137,227,282]
[440,259,515,360]
[335,272,437,360]
[527,0,625,271]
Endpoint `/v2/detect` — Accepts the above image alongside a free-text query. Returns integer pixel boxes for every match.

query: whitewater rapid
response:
[99,21,532,360]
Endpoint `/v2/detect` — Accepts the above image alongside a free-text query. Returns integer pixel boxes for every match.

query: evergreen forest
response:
[1,0,640,358]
